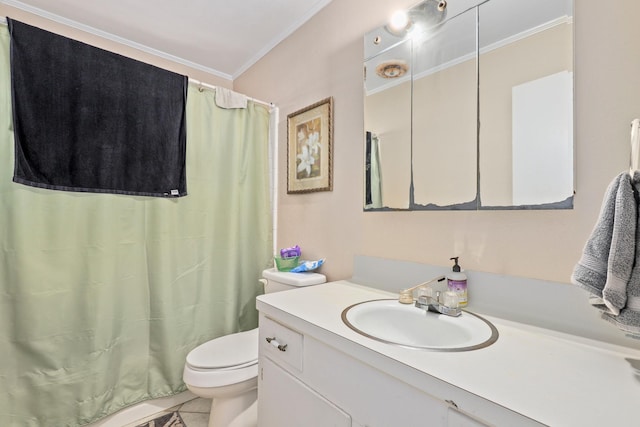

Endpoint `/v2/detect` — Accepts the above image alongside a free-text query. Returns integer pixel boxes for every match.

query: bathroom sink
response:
[341,299,498,351]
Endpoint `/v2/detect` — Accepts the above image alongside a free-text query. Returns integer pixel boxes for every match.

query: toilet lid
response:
[263,268,326,286]
[186,328,258,369]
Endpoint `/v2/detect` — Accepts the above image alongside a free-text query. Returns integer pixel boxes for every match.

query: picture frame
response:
[287,97,333,194]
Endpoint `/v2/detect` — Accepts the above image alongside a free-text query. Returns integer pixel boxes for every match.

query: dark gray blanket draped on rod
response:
[7,18,188,197]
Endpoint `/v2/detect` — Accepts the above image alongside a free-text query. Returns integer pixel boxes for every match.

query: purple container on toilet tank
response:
[280,245,301,259]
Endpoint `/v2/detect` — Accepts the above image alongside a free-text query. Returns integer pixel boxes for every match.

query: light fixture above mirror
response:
[384,0,448,37]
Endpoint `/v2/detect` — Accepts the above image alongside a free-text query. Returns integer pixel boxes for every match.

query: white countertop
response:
[256,280,640,426]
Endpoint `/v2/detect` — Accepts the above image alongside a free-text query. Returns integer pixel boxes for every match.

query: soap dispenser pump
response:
[447,257,468,307]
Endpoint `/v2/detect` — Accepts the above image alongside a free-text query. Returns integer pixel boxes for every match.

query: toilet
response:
[182,268,326,427]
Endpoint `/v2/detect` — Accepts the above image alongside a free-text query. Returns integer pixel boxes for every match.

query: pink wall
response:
[234,0,640,283]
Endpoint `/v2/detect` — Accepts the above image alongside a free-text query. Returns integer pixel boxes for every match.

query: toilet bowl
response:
[182,268,326,427]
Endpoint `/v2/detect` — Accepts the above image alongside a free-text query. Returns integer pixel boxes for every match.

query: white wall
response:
[234,0,640,285]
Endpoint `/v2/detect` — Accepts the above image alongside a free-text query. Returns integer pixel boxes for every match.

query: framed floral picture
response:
[287,97,333,193]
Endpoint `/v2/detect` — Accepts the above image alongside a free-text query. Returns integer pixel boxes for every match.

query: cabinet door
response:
[258,356,351,427]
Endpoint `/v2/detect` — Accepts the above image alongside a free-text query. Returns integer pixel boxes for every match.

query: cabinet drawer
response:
[259,315,303,372]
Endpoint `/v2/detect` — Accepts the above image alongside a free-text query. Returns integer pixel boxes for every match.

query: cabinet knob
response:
[265,336,288,352]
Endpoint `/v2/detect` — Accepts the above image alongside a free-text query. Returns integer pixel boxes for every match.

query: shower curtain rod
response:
[189,78,273,108]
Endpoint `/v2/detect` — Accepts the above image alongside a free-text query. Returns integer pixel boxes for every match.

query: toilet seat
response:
[183,360,258,388]
[183,328,259,389]
[186,359,257,372]
[186,328,258,370]
[182,271,327,426]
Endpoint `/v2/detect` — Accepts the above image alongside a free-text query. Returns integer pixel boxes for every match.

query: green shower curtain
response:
[0,25,273,426]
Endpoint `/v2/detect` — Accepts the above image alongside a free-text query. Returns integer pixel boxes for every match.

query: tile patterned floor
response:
[176,398,210,427]
[125,398,211,427]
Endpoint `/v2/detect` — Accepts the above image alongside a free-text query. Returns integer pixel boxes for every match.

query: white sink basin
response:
[342,299,498,351]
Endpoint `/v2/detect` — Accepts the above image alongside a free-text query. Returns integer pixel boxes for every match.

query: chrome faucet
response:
[415,289,461,317]
[398,275,461,317]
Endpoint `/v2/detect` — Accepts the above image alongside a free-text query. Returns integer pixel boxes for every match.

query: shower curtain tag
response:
[170,189,179,196]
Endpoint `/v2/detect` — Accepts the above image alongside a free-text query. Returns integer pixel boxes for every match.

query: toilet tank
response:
[261,268,326,294]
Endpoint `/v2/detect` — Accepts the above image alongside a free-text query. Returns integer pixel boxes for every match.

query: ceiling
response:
[1,0,333,80]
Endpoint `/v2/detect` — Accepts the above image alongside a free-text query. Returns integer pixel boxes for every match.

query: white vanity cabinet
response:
[257,312,499,427]
[258,315,351,427]
[257,279,640,426]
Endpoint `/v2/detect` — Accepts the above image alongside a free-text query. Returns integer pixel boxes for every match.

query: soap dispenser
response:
[447,257,467,307]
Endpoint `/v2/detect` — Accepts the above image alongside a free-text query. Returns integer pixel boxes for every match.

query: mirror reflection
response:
[364,39,412,209]
[412,7,478,209]
[363,0,574,211]
[478,0,573,208]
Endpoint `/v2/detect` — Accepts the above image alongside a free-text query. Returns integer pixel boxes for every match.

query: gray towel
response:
[602,172,640,334]
[571,172,636,315]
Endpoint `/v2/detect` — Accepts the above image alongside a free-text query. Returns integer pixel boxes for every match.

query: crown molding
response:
[232,0,332,79]
[1,0,233,81]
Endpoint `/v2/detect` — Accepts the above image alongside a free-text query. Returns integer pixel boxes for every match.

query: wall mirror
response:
[364,0,574,211]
